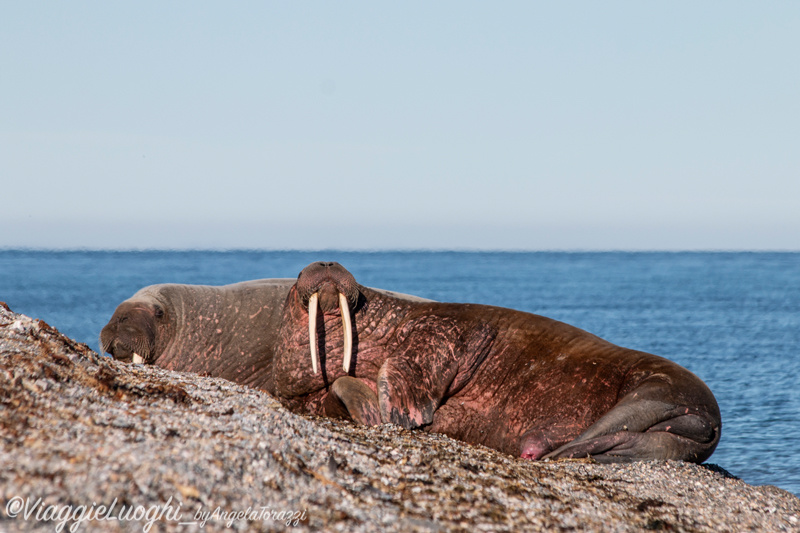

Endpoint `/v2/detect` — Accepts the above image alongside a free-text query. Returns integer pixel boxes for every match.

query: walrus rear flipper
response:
[541,395,721,464]
[542,428,713,464]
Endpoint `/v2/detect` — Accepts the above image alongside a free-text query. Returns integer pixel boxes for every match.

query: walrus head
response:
[100,300,165,364]
[295,262,360,375]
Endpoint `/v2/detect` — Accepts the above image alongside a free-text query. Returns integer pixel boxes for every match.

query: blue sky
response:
[2,3,798,250]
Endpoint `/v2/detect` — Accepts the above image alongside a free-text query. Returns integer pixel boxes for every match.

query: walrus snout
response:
[100,303,160,364]
[296,262,359,376]
[100,328,153,364]
[297,262,359,309]
[315,283,344,314]
[101,336,147,364]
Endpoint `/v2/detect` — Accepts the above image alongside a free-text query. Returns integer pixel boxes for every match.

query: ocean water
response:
[1,250,798,496]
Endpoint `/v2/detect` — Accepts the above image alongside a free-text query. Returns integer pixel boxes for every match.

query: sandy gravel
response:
[1,302,798,532]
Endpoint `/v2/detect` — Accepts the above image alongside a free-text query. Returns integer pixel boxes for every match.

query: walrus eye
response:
[154,306,164,319]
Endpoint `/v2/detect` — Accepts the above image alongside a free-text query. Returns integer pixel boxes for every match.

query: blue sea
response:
[1,251,798,496]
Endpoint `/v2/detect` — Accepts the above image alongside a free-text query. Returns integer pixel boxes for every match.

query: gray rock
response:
[1,302,798,532]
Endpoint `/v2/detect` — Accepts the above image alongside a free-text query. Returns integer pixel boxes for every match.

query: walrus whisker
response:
[340,292,353,374]
[131,337,151,362]
[308,292,319,374]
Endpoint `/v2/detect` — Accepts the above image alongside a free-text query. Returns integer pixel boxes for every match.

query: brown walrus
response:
[271,261,722,463]
[100,279,295,390]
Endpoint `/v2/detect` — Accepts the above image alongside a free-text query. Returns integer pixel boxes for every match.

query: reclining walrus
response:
[100,279,296,390]
[271,261,722,463]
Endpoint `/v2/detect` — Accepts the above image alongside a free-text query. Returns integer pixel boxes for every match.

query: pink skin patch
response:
[520,442,550,460]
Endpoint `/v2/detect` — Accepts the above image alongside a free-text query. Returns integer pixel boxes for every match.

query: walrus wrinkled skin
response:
[272,261,722,464]
[101,279,296,389]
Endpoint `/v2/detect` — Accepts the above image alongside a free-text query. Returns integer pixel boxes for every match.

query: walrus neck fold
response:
[307,291,353,375]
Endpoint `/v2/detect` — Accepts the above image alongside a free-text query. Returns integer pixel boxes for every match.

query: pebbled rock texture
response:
[1,302,798,532]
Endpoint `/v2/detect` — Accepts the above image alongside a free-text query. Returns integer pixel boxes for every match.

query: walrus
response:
[271,261,722,463]
[100,277,430,391]
[100,279,296,389]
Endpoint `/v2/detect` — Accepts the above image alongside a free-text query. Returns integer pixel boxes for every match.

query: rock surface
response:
[1,302,798,532]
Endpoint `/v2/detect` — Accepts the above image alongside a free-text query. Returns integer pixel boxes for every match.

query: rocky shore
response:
[1,302,798,532]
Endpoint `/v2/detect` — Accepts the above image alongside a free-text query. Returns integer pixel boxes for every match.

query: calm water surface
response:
[1,251,798,496]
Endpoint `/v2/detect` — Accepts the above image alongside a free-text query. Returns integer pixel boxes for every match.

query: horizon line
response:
[2,247,798,254]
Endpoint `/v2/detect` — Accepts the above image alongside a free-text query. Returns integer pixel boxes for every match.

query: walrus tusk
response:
[308,292,319,374]
[340,292,353,374]
[133,353,144,364]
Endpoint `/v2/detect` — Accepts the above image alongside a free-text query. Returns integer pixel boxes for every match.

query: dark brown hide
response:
[272,262,722,464]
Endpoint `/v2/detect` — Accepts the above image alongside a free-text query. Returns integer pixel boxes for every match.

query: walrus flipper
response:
[376,330,463,429]
[322,376,382,426]
[541,392,720,464]
[377,359,444,428]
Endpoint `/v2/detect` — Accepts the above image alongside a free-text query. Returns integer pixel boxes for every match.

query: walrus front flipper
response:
[376,314,494,430]
[377,357,453,429]
[541,391,720,463]
[322,376,382,426]
[376,323,467,429]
